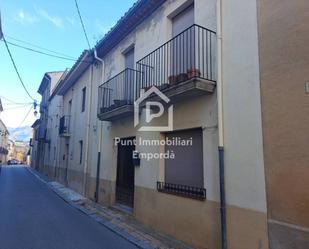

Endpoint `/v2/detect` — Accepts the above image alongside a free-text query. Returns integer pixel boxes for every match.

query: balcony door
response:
[171,4,194,77]
[123,48,135,103]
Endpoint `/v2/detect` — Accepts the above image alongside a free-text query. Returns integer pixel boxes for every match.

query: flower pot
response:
[187,68,201,78]
[168,75,178,85]
[177,73,188,83]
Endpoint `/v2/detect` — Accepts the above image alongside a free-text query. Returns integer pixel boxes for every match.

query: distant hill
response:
[8,126,32,142]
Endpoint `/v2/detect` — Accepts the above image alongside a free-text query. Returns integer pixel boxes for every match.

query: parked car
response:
[7,159,19,165]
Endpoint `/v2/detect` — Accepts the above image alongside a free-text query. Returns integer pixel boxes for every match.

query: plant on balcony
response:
[177,73,189,83]
[187,68,201,79]
[168,75,178,85]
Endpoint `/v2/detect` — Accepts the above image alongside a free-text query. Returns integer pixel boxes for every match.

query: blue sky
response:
[0,0,136,128]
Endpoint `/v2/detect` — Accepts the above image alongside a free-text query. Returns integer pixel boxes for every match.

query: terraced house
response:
[0,99,9,164]
[31,0,309,248]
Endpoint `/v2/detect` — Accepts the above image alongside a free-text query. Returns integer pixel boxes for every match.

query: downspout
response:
[217,0,227,249]
[93,49,104,202]
[83,59,94,196]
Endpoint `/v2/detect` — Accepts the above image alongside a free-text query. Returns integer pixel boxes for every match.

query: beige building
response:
[0,99,9,164]
[30,1,309,248]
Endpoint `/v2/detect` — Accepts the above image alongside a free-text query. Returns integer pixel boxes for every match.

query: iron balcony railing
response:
[98,68,142,114]
[136,24,216,97]
[157,181,206,200]
[59,115,70,135]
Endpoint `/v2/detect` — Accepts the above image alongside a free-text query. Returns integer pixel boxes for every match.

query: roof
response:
[95,0,166,57]
[57,50,93,95]
[49,69,69,100]
[52,0,166,96]
[37,71,65,95]
[31,119,41,128]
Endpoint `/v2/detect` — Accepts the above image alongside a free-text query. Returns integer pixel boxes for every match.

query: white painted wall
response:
[221,0,267,212]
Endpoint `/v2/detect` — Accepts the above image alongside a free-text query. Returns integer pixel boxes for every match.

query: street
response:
[0,165,138,249]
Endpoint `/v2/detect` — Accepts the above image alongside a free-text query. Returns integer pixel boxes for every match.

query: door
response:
[116,137,135,207]
[123,48,135,103]
[171,5,194,76]
[124,48,134,69]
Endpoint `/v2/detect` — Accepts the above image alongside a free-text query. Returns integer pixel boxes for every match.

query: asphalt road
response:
[0,165,138,249]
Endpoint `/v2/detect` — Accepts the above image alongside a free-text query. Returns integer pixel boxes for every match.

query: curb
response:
[26,167,155,249]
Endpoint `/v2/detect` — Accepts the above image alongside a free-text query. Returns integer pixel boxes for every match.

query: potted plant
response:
[187,68,201,78]
[177,73,188,83]
[168,75,178,85]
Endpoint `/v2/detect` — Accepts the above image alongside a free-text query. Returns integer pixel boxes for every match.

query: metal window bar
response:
[136,24,216,98]
[98,68,142,114]
[157,181,206,200]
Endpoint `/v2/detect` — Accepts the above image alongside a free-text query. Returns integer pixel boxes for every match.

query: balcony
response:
[136,24,216,103]
[59,115,70,137]
[97,69,141,121]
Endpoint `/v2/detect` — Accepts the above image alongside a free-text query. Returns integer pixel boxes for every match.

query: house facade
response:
[0,119,9,164]
[36,71,65,173]
[0,99,9,164]
[30,0,309,248]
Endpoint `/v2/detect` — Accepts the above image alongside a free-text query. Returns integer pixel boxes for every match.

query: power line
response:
[16,105,33,129]
[3,103,32,111]
[1,40,92,64]
[2,35,35,101]
[74,0,91,49]
[0,95,32,105]
[3,40,85,62]
[6,35,76,59]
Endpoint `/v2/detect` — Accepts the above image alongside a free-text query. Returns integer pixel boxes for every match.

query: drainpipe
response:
[83,60,94,196]
[217,0,227,249]
[93,49,105,202]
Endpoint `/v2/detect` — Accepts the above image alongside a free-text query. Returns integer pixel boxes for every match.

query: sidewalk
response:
[27,167,194,249]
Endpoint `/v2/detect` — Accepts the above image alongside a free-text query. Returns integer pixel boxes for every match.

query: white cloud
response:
[36,8,64,28]
[14,10,38,25]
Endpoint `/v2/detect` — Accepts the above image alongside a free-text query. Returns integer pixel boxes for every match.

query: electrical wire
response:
[0,95,32,105]
[5,35,76,59]
[74,0,91,49]
[15,105,33,129]
[3,103,32,111]
[2,35,35,101]
[1,40,92,64]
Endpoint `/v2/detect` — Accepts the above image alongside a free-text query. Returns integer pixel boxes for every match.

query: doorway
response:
[116,137,135,208]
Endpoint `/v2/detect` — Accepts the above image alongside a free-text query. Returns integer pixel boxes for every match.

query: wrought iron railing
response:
[157,181,206,200]
[136,24,216,97]
[59,115,70,135]
[98,68,142,115]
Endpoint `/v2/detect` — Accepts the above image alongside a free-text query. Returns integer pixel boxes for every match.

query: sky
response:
[0,0,136,128]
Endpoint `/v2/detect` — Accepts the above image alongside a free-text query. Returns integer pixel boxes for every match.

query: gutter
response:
[83,63,94,196]
[93,49,105,202]
[217,0,227,248]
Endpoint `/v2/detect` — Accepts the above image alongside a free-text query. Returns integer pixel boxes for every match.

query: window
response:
[164,128,203,188]
[81,87,86,112]
[79,140,83,164]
